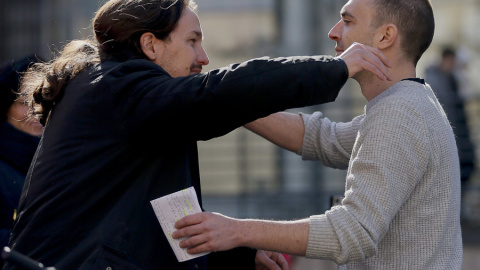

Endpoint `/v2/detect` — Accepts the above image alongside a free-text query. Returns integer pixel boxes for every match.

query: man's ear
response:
[376,23,398,50]
[140,32,160,61]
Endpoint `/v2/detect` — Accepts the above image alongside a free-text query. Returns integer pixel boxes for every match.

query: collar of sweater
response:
[365,78,426,114]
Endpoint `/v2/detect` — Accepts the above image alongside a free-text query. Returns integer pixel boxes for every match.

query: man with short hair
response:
[174,0,463,269]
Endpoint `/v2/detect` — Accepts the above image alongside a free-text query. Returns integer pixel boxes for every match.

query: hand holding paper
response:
[150,187,210,262]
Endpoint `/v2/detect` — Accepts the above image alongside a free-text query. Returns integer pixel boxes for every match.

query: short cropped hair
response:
[371,0,435,66]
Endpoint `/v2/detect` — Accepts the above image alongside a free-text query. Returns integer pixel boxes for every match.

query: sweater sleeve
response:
[297,112,364,169]
[305,95,429,264]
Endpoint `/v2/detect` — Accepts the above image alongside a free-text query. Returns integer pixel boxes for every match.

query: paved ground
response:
[289,245,480,270]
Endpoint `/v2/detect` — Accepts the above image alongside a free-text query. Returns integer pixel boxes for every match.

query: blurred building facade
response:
[1,0,479,268]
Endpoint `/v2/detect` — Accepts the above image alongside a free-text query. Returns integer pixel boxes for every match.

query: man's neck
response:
[358,61,417,101]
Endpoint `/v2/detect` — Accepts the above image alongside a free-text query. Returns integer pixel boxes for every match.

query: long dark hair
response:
[23,0,196,125]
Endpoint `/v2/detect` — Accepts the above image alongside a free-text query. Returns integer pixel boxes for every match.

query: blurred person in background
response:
[174,0,464,269]
[4,0,392,269]
[425,47,476,192]
[0,55,43,268]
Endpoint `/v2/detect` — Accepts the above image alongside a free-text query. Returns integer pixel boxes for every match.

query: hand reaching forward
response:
[339,42,392,80]
[173,212,241,253]
[173,212,289,270]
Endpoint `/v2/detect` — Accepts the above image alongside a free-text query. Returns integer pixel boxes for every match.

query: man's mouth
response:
[335,47,344,56]
[190,66,203,74]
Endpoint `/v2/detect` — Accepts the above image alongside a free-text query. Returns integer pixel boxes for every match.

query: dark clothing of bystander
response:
[0,121,40,268]
[425,65,475,182]
[0,55,42,269]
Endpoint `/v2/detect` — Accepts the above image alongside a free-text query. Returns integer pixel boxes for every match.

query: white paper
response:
[150,187,210,262]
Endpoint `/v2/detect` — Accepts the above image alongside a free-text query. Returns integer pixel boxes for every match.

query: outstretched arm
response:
[246,112,363,169]
[245,42,389,158]
[173,212,310,256]
[244,112,304,153]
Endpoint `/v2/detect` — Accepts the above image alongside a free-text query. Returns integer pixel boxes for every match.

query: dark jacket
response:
[6,56,348,270]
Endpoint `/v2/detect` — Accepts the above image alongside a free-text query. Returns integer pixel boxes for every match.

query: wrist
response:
[234,219,252,248]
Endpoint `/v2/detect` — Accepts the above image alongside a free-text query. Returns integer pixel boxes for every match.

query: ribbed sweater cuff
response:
[306,214,340,259]
[297,113,317,159]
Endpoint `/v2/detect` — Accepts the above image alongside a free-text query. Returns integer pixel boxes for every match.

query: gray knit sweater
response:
[298,80,463,269]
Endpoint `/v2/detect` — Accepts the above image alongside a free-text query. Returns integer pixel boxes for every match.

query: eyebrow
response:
[340,9,355,19]
[190,30,203,40]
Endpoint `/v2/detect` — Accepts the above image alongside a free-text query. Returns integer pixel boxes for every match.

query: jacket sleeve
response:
[104,56,348,141]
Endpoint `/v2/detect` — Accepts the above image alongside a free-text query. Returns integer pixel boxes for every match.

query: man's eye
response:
[343,20,351,25]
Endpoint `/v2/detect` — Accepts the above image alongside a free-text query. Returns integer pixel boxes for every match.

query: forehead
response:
[341,0,375,21]
[174,7,202,37]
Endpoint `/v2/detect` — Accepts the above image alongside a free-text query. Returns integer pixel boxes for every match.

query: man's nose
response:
[328,21,342,41]
[197,46,209,66]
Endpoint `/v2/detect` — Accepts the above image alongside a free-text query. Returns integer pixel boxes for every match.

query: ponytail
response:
[23,40,100,125]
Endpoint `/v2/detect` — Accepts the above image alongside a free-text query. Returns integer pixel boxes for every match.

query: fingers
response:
[339,42,393,81]
[358,57,390,81]
[173,225,216,254]
[274,254,289,270]
[180,235,211,254]
[174,212,205,229]
[172,212,240,254]
[172,223,202,239]
[176,226,237,254]
[186,244,209,255]
[355,42,392,81]
[173,212,221,239]
[360,44,392,80]
[362,42,391,68]
[255,251,282,270]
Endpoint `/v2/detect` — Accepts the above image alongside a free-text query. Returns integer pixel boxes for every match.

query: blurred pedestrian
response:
[0,55,43,268]
[425,47,476,186]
